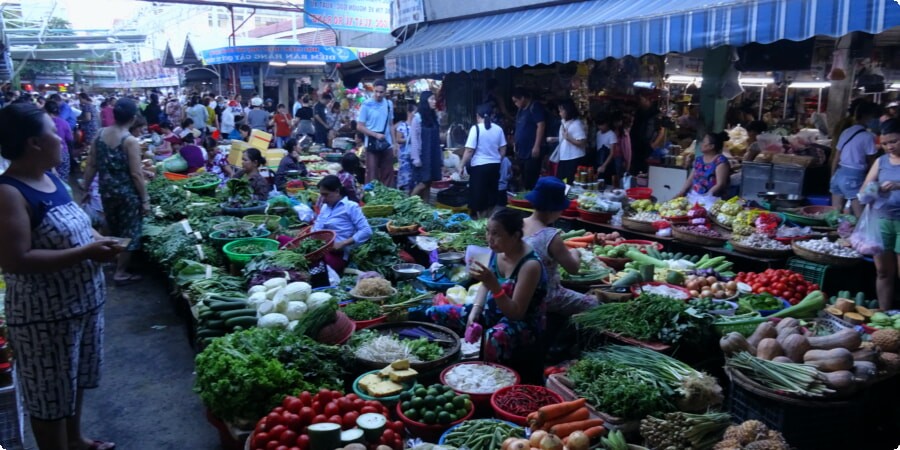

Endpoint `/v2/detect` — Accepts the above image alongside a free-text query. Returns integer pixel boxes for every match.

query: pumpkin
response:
[803,348,854,372]
[720,332,756,356]
[748,322,777,348]
[851,348,878,363]
[756,338,784,360]
[775,326,799,345]
[781,334,810,363]
[834,298,856,313]
[807,329,861,351]
[821,370,855,391]
[775,317,800,332]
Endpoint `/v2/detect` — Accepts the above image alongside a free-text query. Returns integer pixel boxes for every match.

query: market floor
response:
[21,270,220,450]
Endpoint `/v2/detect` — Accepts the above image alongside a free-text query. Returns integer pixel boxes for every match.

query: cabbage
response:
[282,282,312,302]
[284,301,308,320]
[307,292,333,310]
[258,313,289,329]
[248,285,267,295]
[263,278,288,290]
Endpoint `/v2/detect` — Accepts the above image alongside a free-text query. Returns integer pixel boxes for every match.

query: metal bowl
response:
[757,191,779,203]
[437,251,465,265]
[774,194,806,209]
[392,263,426,281]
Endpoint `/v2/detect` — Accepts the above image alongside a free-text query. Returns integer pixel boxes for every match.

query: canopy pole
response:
[758,87,764,119]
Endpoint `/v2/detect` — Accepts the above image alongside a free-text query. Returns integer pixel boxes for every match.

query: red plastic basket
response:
[490,385,563,426]
[577,209,612,224]
[281,230,335,262]
[396,398,474,442]
[164,171,189,181]
[626,187,653,200]
[508,198,532,208]
[440,362,520,409]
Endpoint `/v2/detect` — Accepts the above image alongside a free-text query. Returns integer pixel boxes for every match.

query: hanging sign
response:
[303,0,391,33]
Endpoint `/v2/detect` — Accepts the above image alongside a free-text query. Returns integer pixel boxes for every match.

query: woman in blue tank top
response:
[861,119,900,310]
[0,103,121,450]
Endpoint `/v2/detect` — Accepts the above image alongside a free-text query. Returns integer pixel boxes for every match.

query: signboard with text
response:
[390,0,424,30]
[304,0,390,33]
[200,45,370,65]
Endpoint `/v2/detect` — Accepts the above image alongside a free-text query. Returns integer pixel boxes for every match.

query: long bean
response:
[443,420,524,450]
[725,352,834,397]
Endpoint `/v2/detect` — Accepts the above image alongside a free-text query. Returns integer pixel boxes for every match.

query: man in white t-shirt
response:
[830,102,881,216]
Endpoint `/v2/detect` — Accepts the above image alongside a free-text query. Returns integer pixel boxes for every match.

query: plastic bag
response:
[849,205,884,255]
[686,191,717,211]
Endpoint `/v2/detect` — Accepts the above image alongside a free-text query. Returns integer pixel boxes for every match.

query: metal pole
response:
[783,87,789,120]
[758,87,764,119]
[817,88,823,113]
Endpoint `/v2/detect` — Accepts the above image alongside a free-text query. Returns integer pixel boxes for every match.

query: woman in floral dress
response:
[676,131,731,198]
[394,104,415,192]
[427,208,546,370]
[78,93,100,157]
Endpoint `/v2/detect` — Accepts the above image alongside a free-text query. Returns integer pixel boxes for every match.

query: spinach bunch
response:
[572,294,708,345]
[350,231,400,276]
[567,357,671,420]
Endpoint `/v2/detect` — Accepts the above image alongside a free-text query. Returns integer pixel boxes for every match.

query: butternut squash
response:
[854,306,875,318]
[852,361,878,383]
[824,306,844,318]
[835,298,856,313]
[822,370,855,391]
[775,317,799,332]
[803,348,854,372]
[781,334,811,363]
[756,338,784,360]
[843,312,865,325]
[719,332,756,356]
[772,356,793,364]
[851,348,878,363]
[776,326,799,345]
[806,329,862,351]
[748,322,777,348]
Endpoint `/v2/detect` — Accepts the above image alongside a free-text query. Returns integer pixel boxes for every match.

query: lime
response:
[415,387,427,397]
[404,409,419,421]
[424,395,437,409]
[411,397,424,409]
[444,402,455,412]
[399,391,412,401]
[456,408,467,419]
[423,411,437,424]
[452,396,466,408]
[401,400,412,411]
[437,411,452,424]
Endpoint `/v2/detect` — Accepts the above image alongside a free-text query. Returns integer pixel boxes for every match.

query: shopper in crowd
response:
[549,99,587,184]
[831,101,882,216]
[82,98,148,286]
[523,176,597,315]
[177,131,206,174]
[860,119,900,311]
[143,93,162,126]
[203,136,233,183]
[458,103,507,218]
[220,102,237,139]
[186,95,208,134]
[100,99,115,128]
[483,78,512,125]
[153,121,177,161]
[45,100,74,182]
[511,88,546,190]
[274,137,308,191]
[165,96,183,126]
[357,79,395,186]
[497,145,513,206]
[394,105,413,192]
[78,93,100,157]
[246,97,269,133]
[741,120,769,162]
[327,101,344,145]
[311,174,372,274]
[264,98,276,114]
[410,91,442,201]
[594,115,619,186]
[49,93,78,129]
[237,124,252,142]
[338,152,362,203]
[631,94,665,174]
[428,208,546,374]
[233,148,270,201]
[614,112,633,179]
[0,102,121,450]
[676,131,731,199]
[270,104,293,149]
[313,93,332,145]
[295,95,316,138]
[203,96,218,130]
[882,101,898,125]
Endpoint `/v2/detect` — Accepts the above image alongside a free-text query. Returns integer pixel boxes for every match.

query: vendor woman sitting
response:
[310,175,372,276]
[676,131,731,200]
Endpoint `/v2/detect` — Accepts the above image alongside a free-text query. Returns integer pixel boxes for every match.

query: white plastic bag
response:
[293,203,314,223]
[686,191,718,211]
[849,205,883,255]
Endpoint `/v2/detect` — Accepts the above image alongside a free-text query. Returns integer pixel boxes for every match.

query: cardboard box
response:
[248,129,273,152]
[229,141,252,166]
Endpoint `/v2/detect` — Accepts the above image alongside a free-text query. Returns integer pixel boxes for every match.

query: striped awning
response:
[386,0,900,79]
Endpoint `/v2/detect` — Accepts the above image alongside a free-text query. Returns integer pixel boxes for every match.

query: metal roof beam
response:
[134,0,303,14]
[7,34,148,45]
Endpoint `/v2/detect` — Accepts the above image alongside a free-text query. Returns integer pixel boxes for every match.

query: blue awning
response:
[386,0,900,79]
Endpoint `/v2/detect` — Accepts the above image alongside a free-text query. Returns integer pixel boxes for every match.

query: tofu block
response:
[389,368,418,383]
[379,366,394,377]
[368,380,404,397]
[390,359,410,370]
[358,374,382,394]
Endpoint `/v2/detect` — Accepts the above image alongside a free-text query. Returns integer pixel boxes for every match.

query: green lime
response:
[401,400,412,411]
[456,408,467,419]
[399,391,412,401]
[404,409,419,421]
[452,396,465,408]
[424,395,437,409]
[437,411,452,424]
[444,402,455,412]
[411,397,424,409]
[423,411,437,424]
[415,387,427,397]
[464,399,473,410]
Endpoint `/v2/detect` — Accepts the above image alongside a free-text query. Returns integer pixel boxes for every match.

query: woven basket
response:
[672,226,728,247]
[621,216,657,233]
[386,221,420,235]
[577,209,613,224]
[710,214,734,230]
[729,239,793,258]
[362,204,394,218]
[791,242,860,267]
[281,230,335,262]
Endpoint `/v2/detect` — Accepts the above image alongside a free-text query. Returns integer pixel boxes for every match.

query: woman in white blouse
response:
[549,99,587,183]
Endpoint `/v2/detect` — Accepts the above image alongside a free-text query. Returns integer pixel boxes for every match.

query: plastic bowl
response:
[490,385,563,426]
[209,228,271,248]
[396,397,474,442]
[368,217,390,231]
[440,362,520,409]
[757,298,793,317]
[242,214,282,231]
[212,220,255,233]
[352,370,418,405]
[222,238,280,264]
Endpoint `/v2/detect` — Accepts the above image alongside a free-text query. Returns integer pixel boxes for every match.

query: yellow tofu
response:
[388,368,418,383]
[358,374,382,394]
[368,380,404,397]
[390,359,410,370]
[379,366,395,377]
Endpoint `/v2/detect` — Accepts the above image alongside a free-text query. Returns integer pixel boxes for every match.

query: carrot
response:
[566,234,596,243]
[564,241,589,248]
[539,407,589,431]
[536,398,586,424]
[583,425,607,440]
[526,411,540,427]
[549,419,606,439]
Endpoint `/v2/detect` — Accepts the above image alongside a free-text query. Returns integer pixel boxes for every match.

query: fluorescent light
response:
[890,83,900,90]
[668,75,701,84]
[789,81,831,89]
[740,77,774,85]
[269,62,287,67]
[633,81,655,89]
[286,61,326,66]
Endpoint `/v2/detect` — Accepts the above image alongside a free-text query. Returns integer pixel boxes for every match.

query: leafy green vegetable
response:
[181,173,221,188]
[343,300,383,321]
[294,299,339,338]
[350,231,400,276]
[406,337,444,361]
[567,356,671,419]
[294,238,325,254]
[363,181,408,206]
[572,294,711,345]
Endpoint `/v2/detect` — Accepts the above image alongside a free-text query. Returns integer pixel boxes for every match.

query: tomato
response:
[324,402,340,417]
[364,400,381,409]
[298,407,314,424]
[352,399,365,410]
[312,414,327,424]
[317,388,332,404]
[276,446,289,450]
[342,411,360,429]
[393,437,403,450]
[283,397,303,414]
[383,429,396,443]
[269,425,287,440]
[360,406,379,414]
[286,413,302,430]
[290,448,301,450]
[296,434,310,450]
[337,397,353,414]
[345,393,359,401]
[256,433,270,445]
[331,390,343,400]
[280,430,298,446]
[266,441,281,450]
[328,414,343,425]
[267,413,285,427]
[299,391,313,406]
[311,401,322,414]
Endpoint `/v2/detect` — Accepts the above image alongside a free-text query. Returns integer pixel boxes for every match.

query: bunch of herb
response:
[221,178,257,208]
[350,231,400,276]
[389,217,417,227]
[294,238,325,255]
[243,251,310,286]
[567,356,671,419]
[294,299,339,338]
[406,337,444,361]
[189,213,235,236]
[194,328,345,425]
[393,196,433,223]
[343,300,383,321]
[181,173,221,188]
[188,275,247,299]
[363,181,408,206]
[230,242,267,254]
[572,293,708,345]
[144,223,199,265]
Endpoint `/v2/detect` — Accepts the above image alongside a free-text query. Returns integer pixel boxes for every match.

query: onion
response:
[502,437,517,450]
[530,430,549,448]
[540,433,564,450]
[566,431,590,450]
[508,439,530,450]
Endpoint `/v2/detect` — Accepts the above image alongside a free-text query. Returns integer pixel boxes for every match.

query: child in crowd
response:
[176,129,205,173]
[497,145,512,206]
[173,117,195,139]
[203,136,233,182]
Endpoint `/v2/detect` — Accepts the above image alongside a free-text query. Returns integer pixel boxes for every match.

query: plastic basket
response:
[281,230,335,263]
[725,368,865,449]
[786,257,827,287]
[222,238,280,264]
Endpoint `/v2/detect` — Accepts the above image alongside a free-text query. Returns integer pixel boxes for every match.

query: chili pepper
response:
[494,385,562,417]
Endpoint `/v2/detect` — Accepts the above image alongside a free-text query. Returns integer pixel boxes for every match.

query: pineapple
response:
[712,439,742,450]
[744,439,789,450]
[737,420,770,445]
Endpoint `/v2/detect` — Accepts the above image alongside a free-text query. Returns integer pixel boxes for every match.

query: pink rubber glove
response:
[465,322,483,344]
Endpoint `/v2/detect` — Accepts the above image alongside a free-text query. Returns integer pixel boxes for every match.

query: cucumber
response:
[196,329,226,338]
[612,271,642,288]
[699,256,727,269]
[198,311,217,319]
[647,246,662,259]
[673,252,684,260]
[855,292,866,303]
[207,301,248,311]
[225,316,259,329]
[690,254,701,263]
[218,308,258,320]
[205,319,227,329]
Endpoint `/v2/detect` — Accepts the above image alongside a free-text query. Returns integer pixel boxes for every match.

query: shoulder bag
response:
[366,102,393,153]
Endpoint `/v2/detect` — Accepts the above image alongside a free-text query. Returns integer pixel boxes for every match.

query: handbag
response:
[366,102,393,153]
